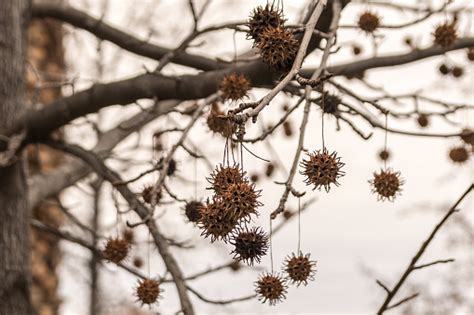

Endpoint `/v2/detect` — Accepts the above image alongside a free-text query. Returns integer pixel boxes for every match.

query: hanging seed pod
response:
[256,27,299,71]
[207,103,238,138]
[218,73,251,101]
[352,45,362,55]
[321,93,341,115]
[460,128,474,146]
[438,64,450,75]
[451,66,464,78]
[184,200,203,223]
[358,11,380,33]
[433,22,458,48]
[223,182,262,222]
[102,237,130,264]
[283,251,317,287]
[207,164,247,196]
[230,226,268,265]
[255,272,288,306]
[378,149,391,162]
[135,278,161,306]
[369,168,404,201]
[133,257,144,269]
[265,163,275,177]
[300,148,345,192]
[141,185,162,205]
[246,4,285,43]
[449,146,469,164]
[283,121,293,137]
[250,173,259,183]
[198,198,238,243]
[417,114,429,128]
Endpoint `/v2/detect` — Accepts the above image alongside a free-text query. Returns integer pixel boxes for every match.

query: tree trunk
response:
[0,0,31,314]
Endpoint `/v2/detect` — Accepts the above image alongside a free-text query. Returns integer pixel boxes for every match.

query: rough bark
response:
[0,0,31,314]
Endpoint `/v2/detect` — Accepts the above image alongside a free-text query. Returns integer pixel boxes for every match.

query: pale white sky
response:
[56,1,473,314]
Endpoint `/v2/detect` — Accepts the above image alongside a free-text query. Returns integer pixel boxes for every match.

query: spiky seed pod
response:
[378,149,391,162]
[283,251,317,287]
[250,173,259,182]
[133,257,144,268]
[321,93,341,115]
[300,148,345,192]
[265,163,275,177]
[460,128,474,146]
[230,226,268,265]
[417,114,429,128]
[102,237,130,264]
[352,45,362,55]
[369,168,404,201]
[123,230,134,243]
[434,22,458,48]
[257,27,299,71]
[198,198,238,243]
[224,182,262,222]
[468,48,474,61]
[452,66,463,78]
[283,121,293,137]
[135,278,161,306]
[141,185,162,205]
[207,103,238,138]
[438,64,450,75]
[184,200,203,223]
[255,272,288,306]
[246,4,285,43]
[207,164,246,196]
[358,12,380,33]
[219,73,251,101]
[449,146,469,163]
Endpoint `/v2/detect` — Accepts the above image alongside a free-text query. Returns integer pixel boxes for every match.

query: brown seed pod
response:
[468,48,474,61]
[246,4,285,43]
[133,257,144,268]
[417,114,429,128]
[141,185,162,205]
[283,121,293,137]
[157,157,177,176]
[265,163,275,177]
[184,200,203,223]
[230,261,241,272]
[123,229,134,243]
[223,182,262,222]
[300,148,345,192]
[321,93,341,115]
[230,226,268,265]
[283,251,317,287]
[358,11,380,33]
[250,173,259,182]
[207,164,247,196]
[352,45,362,55]
[283,209,293,220]
[452,66,464,78]
[438,64,450,75]
[255,272,288,306]
[219,73,251,101]
[198,198,238,243]
[369,168,404,202]
[256,27,299,71]
[449,146,469,163]
[460,128,474,146]
[102,237,130,264]
[207,103,238,138]
[433,22,458,48]
[404,36,413,46]
[135,278,161,306]
[378,149,391,162]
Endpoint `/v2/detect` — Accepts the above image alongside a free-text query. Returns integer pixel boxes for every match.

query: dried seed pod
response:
[452,66,464,78]
[157,157,177,176]
[283,121,293,137]
[256,27,299,71]
[438,64,450,75]
[321,93,341,115]
[283,209,293,220]
[246,4,285,43]
[468,48,474,61]
[369,168,404,201]
[135,278,161,306]
[123,230,134,243]
[417,114,429,128]
[102,237,130,264]
[404,36,413,46]
[358,11,380,33]
[219,73,251,101]
[255,272,288,306]
[184,200,203,223]
[434,22,457,48]
[378,149,391,162]
[141,185,162,205]
[460,128,474,146]
[283,251,317,287]
[207,103,238,138]
[449,146,469,163]
[230,226,268,265]
[352,45,362,55]
[207,164,246,196]
[223,182,262,222]
[300,148,345,192]
[230,261,241,272]
[265,163,275,177]
[250,173,259,182]
[133,257,144,268]
[198,198,238,243]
